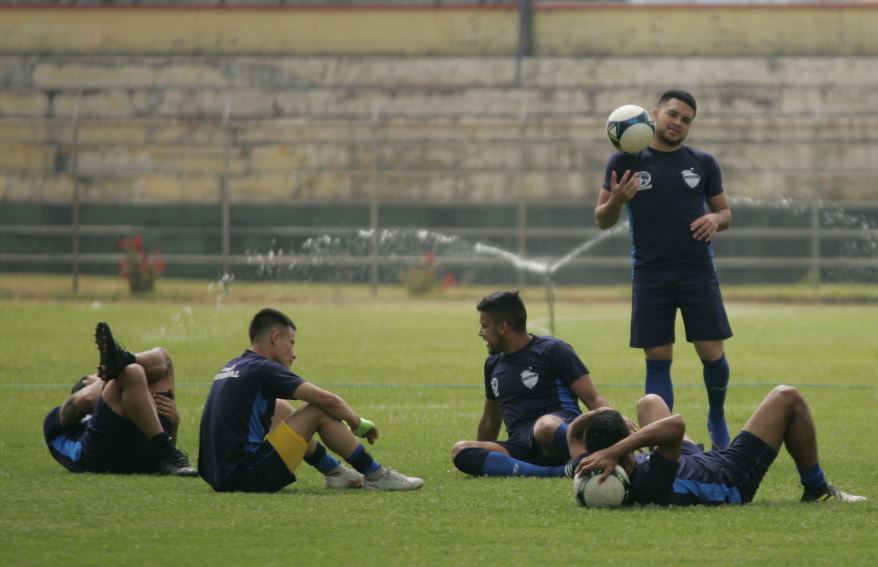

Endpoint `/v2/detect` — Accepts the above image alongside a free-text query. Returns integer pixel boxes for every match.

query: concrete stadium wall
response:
[3,4,878,56]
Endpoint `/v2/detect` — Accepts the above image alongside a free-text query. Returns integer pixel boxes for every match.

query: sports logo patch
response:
[521,369,539,390]
[681,168,701,189]
[491,376,500,398]
[634,171,652,191]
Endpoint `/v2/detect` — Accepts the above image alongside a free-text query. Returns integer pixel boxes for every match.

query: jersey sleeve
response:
[483,356,498,400]
[601,152,625,191]
[701,151,724,198]
[549,340,590,386]
[259,359,306,400]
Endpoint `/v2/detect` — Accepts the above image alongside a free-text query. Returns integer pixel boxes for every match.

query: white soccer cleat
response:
[324,465,364,489]
[363,468,424,491]
[801,483,867,503]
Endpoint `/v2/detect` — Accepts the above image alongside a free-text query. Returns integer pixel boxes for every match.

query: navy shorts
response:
[498,411,579,467]
[630,261,733,348]
[674,432,778,505]
[220,442,297,493]
[44,397,172,474]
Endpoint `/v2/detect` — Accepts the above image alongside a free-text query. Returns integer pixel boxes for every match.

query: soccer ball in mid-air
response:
[606,104,655,154]
[573,465,631,508]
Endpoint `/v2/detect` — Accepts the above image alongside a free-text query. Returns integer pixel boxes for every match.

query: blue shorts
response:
[220,442,298,493]
[498,411,579,466]
[630,262,733,348]
[673,432,778,505]
[44,397,172,474]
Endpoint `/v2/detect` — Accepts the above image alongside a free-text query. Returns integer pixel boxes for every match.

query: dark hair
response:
[584,410,630,452]
[249,308,296,342]
[477,291,527,333]
[658,89,697,116]
[70,375,90,395]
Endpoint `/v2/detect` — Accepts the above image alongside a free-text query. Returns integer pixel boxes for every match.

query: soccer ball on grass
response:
[606,104,655,154]
[573,465,631,508]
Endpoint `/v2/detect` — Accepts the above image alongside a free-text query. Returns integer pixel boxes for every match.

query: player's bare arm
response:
[476,399,502,441]
[595,170,639,229]
[570,374,609,411]
[294,382,379,443]
[691,193,732,242]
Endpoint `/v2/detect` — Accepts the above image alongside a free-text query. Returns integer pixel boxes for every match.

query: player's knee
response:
[155,347,173,369]
[638,393,667,411]
[450,441,473,460]
[532,416,560,444]
[771,385,804,408]
[452,447,489,476]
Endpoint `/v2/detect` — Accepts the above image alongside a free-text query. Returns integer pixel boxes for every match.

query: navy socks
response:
[645,358,674,410]
[703,355,730,450]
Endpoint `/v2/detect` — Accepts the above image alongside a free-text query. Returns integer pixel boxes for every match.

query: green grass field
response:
[1,282,876,566]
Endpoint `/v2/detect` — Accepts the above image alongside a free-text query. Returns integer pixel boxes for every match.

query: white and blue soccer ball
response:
[606,104,655,154]
[573,465,631,508]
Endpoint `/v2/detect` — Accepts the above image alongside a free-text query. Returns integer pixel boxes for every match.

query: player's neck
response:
[503,333,532,355]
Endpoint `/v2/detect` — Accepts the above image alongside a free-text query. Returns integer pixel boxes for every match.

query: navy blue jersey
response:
[198,350,306,490]
[484,335,589,440]
[602,145,724,270]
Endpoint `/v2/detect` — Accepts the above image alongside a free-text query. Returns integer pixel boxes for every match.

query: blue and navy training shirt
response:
[198,349,305,490]
[484,335,589,440]
[602,145,724,270]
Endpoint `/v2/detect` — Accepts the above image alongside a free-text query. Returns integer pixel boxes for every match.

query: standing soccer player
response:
[594,89,733,449]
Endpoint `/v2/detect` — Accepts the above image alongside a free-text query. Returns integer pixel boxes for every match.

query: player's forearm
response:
[476,418,500,441]
[595,198,624,230]
[614,415,684,455]
[713,208,732,232]
[58,398,86,428]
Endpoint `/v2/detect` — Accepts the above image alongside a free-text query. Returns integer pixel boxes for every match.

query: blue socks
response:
[703,355,730,450]
[304,442,341,474]
[453,448,566,478]
[553,422,569,453]
[645,358,674,410]
[798,462,827,492]
[345,444,381,476]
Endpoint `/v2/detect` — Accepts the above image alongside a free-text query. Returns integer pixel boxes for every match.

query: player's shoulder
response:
[681,145,720,167]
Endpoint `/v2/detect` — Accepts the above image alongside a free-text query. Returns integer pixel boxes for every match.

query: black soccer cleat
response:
[158,448,198,477]
[94,322,135,381]
[801,483,866,503]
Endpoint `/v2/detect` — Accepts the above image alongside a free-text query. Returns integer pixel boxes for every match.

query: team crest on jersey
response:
[681,168,701,188]
[520,369,539,389]
[491,377,500,398]
[634,171,652,191]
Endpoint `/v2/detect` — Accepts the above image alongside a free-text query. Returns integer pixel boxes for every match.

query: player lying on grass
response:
[451,290,610,477]
[43,322,197,476]
[570,386,866,505]
[198,307,423,492]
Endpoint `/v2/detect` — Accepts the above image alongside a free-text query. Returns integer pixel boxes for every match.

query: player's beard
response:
[655,127,686,148]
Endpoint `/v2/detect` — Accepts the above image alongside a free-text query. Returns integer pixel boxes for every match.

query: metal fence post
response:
[514,0,534,87]
[810,202,821,285]
[221,96,233,293]
[71,91,82,294]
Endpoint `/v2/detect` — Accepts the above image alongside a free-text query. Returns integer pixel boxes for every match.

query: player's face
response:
[478,312,504,355]
[652,98,695,148]
[272,326,297,368]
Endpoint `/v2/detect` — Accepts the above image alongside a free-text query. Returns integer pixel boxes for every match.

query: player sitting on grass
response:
[451,291,609,477]
[570,386,866,505]
[43,322,197,476]
[198,307,423,492]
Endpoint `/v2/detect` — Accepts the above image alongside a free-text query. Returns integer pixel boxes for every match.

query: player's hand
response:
[575,448,619,483]
[152,392,180,428]
[352,418,380,445]
[690,213,720,241]
[610,170,639,203]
